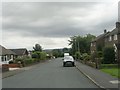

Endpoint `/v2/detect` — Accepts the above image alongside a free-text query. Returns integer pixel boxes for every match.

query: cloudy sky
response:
[1,0,119,50]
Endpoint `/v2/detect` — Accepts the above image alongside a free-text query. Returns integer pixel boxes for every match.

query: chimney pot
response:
[104,29,107,33]
[116,22,120,28]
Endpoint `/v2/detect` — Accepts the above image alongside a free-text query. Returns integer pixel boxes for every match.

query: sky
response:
[1,0,119,50]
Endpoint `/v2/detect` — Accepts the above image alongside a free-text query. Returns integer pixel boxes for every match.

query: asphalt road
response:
[2,58,98,88]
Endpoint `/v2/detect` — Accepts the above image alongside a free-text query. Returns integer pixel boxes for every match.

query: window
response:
[109,36,112,41]
[91,43,93,46]
[114,35,117,40]
[5,56,7,61]
[2,56,4,61]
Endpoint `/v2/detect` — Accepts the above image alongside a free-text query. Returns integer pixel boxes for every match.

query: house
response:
[0,45,16,64]
[10,48,28,58]
[90,22,120,62]
[104,22,120,62]
[90,30,110,54]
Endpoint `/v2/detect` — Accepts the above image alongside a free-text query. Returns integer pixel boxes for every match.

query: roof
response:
[105,28,118,37]
[0,45,16,55]
[10,48,28,56]
[92,32,110,42]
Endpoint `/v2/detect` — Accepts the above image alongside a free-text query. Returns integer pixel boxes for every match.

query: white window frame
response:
[109,36,112,41]
[91,43,93,46]
[114,34,117,40]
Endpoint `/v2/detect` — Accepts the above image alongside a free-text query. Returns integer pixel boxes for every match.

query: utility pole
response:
[78,42,80,52]
[74,39,77,60]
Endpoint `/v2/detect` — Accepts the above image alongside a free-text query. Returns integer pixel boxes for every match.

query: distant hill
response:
[43,48,70,53]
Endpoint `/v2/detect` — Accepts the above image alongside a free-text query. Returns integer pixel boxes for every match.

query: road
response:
[2,58,98,88]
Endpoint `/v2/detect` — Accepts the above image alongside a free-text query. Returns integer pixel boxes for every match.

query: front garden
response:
[75,47,119,78]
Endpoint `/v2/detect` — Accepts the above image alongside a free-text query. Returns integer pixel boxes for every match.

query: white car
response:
[63,56,75,67]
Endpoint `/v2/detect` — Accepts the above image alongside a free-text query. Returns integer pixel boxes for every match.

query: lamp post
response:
[74,39,77,60]
[78,42,80,52]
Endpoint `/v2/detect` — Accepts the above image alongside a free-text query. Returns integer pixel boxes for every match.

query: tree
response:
[52,49,63,58]
[103,47,115,64]
[63,47,69,53]
[68,34,96,55]
[33,44,42,52]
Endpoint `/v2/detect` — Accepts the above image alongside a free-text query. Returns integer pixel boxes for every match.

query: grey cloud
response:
[2,2,117,38]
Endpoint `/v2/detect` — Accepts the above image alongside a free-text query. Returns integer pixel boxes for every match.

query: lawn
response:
[100,64,120,78]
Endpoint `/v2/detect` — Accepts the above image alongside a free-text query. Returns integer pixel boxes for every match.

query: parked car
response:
[64,53,69,57]
[63,56,75,67]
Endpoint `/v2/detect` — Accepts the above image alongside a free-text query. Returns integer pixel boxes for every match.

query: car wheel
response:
[63,62,66,67]
[72,62,75,67]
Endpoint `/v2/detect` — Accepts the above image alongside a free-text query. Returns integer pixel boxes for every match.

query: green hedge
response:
[103,47,115,64]
[15,56,35,66]
[32,51,47,60]
[100,64,118,69]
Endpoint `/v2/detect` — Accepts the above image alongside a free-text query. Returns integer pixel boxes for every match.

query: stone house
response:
[90,22,120,62]
[104,22,120,62]
[90,30,110,54]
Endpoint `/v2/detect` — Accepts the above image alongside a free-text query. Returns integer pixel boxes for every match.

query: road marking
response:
[109,80,120,84]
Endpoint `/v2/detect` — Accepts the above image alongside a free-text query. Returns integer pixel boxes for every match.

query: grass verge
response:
[100,64,120,78]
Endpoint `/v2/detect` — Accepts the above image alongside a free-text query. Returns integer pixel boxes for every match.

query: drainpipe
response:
[116,22,120,64]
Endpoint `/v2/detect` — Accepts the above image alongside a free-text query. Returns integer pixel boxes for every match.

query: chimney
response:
[104,29,107,33]
[116,22,120,28]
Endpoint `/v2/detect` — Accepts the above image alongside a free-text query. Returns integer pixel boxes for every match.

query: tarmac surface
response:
[2,58,98,88]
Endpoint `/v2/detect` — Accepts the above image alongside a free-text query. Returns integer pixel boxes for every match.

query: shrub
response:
[75,51,81,60]
[97,51,103,58]
[91,51,103,62]
[82,53,90,61]
[9,61,14,64]
[24,58,34,65]
[32,51,46,60]
[103,47,115,64]
[40,52,46,60]
[91,52,97,62]
[32,51,41,59]
[15,56,35,66]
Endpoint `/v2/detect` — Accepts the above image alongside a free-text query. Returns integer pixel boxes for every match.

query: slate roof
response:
[92,32,110,42]
[0,45,16,55]
[105,28,118,37]
[10,48,28,56]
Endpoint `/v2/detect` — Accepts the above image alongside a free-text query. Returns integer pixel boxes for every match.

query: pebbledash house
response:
[10,48,29,58]
[0,45,16,64]
[90,22,120,63]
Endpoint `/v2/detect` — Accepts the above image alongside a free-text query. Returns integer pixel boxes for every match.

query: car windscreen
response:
[64,56,73,60]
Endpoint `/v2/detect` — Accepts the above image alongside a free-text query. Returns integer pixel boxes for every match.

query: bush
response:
[9,61,14,64]
[82,53,90,61]
[32,51,46,60]
[24,58,34,65]
[91,52,97,62]
[32,51,41,59]
[97,51,103,58]
[75,51,81,60]
[40,52,46,60]
[100,64,118,69]
[15,56,35,66]
[91,51,103,62]
[103,47,115,64]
